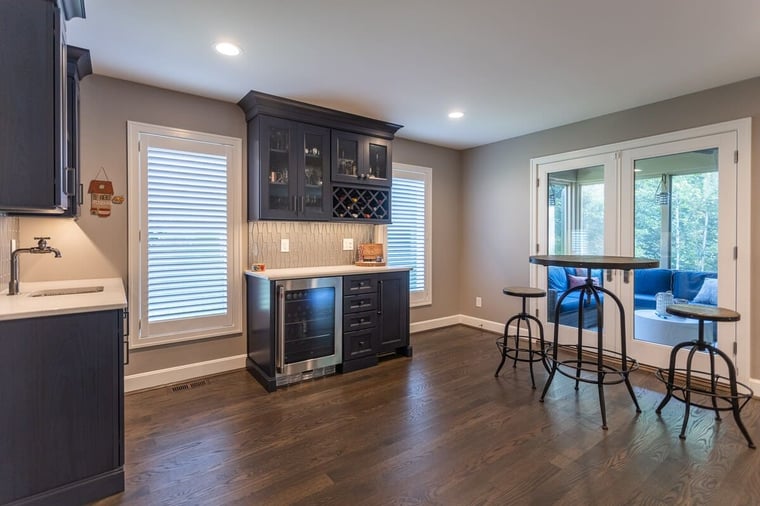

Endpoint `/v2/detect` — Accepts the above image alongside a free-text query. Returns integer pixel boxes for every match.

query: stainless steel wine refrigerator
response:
[274,276,342,386]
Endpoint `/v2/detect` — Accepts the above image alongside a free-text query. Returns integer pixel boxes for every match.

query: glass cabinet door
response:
[259,116,297,219]
[367,138,390,183]
[300,124,331,220]
[331,131,392,186]
[333,130,360,180]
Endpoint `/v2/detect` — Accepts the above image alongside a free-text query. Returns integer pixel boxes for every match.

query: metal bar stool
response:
[495,286,547,388]
[655,304,755,448]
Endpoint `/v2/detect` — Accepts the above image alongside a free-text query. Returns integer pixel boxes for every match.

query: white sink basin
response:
[28,286,104,297]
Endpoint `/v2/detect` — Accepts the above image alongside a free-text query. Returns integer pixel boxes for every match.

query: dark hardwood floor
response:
[96,325,760,505]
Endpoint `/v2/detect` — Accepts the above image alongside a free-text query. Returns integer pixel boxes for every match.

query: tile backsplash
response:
[248,221,376,269]
[0,216,19,288]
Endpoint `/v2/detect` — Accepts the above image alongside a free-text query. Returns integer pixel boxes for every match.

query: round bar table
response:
[530,255,659,429]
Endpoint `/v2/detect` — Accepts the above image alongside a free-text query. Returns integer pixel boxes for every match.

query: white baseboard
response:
[125,354,247,393]
[410,315,461,333]
[749,378,760,398]
[458,314,504,334]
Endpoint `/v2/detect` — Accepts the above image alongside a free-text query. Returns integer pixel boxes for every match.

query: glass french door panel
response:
[621,133,737,372]
[539,156,620,353]
[546,165,605,331]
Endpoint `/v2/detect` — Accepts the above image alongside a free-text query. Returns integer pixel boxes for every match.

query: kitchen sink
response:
[28,286,104,297]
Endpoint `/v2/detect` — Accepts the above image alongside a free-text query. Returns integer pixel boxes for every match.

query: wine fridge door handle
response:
[276,284,285,372]
[123,308,130,365]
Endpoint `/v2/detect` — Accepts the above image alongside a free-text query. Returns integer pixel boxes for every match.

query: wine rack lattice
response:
[332,186,390,223]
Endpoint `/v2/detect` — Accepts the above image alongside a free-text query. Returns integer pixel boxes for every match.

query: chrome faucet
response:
[8,237,62,296]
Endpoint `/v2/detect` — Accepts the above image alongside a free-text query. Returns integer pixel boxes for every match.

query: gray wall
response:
[17,76,462,376]
[19,76,247,375]
[460,76,760,376]
[394,138,462,323]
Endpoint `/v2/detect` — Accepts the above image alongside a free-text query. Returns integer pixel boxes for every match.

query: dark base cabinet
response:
[0,310,124,506]
[246,270,411,391]
[245,275,277,392]
[340,271,411,373]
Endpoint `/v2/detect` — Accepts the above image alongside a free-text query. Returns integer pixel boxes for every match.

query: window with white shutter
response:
[387,163,432,306]
[127,122,242,347]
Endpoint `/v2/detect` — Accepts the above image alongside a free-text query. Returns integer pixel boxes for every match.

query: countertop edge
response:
[245,265,412,281]
[0,277,127,322]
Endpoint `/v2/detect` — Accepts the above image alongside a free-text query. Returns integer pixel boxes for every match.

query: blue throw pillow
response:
[692,278,718,305]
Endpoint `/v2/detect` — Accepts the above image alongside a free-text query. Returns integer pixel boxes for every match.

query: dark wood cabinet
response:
[377,271,411,355]
[0,309,125,505]
[238,90,402,223]
[61,45,92,217]
[332,130,391,187]
[0,0,84,214]
[253,116,331,221]
[340,270,411,373]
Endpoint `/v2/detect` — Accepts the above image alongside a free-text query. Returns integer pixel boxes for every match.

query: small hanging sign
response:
[88,167,115,217]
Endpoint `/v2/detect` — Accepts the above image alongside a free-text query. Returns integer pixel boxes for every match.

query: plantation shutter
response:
[146,146,228,322]
[387,175,426,292]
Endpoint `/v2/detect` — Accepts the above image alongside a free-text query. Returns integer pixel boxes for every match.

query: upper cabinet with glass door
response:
[238,90,402,222]
[332,130,391,186]
[255,115,331,221]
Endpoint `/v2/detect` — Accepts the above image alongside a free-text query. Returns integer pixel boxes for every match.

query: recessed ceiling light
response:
[214,42,242,56]
[448,111,464,119]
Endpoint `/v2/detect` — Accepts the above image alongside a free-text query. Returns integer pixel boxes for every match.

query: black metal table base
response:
[539,278,641,430]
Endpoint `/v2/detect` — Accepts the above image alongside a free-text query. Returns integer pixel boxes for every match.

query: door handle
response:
[123,309,130,365]
[277,285,285,372]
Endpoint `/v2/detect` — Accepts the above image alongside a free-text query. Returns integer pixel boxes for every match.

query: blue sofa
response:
[547,266,604,328]
[633,269,717,309]
[547,266,718,329]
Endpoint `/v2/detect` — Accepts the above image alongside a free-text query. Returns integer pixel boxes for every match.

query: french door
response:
[532,122,747,379]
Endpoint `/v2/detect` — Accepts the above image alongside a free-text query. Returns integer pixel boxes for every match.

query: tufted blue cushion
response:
[634,268,671,295]
[672,270,717,302]
[547,266,568,291]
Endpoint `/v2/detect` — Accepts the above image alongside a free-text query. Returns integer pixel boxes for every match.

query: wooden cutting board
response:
[356,243,386,266]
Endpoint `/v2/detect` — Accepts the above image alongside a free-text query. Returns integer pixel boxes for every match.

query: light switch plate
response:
[343,238,354,251]
[280,238,289,252]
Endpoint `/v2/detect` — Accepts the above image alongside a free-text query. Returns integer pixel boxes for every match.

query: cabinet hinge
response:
[733,246,738,260]
[535,243,539,254]
[535,308,539,319]
[536,178,540,188]
[734,150,738,164]
[733,341,738,356]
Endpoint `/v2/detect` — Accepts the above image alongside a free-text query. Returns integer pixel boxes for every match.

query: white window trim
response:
[384,162,432,307]
[127,121,243,348]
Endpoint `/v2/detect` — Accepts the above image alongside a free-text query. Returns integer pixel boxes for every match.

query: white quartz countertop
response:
[0,277,127,321]
[245,265,411,281]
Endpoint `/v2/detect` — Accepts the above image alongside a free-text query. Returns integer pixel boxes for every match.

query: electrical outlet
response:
[280,238,289,252]
[475,296,482,307]
[343,238,354,251]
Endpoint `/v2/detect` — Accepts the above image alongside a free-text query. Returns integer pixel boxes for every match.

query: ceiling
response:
[65,0,760,150]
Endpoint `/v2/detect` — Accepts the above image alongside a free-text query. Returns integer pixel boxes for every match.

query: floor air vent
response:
[170,378,210,393]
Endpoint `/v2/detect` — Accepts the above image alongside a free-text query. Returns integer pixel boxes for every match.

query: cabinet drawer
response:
[343,310,376,332]
[343,293,377,314]
[344,275,376,295]
[343,328,376,361]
